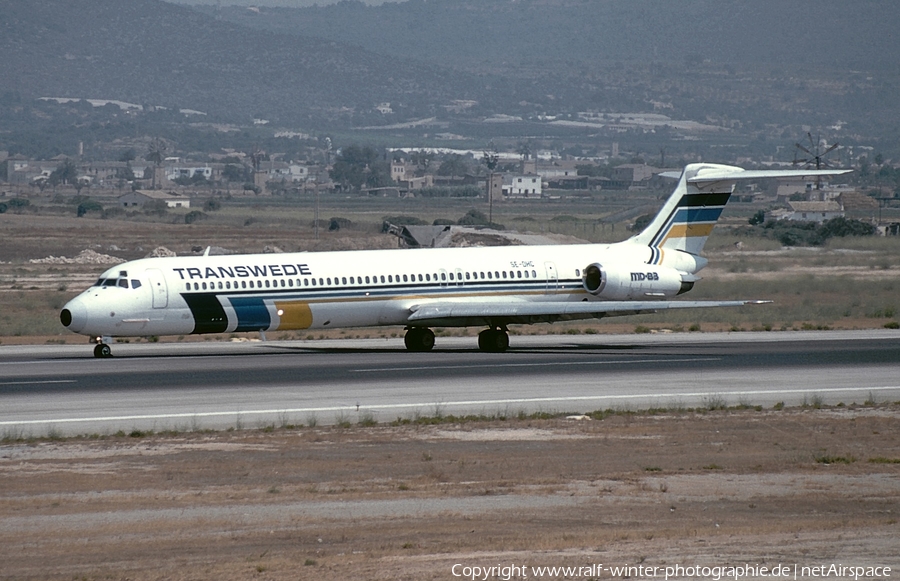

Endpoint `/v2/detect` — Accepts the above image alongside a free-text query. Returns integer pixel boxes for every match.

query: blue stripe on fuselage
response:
[230,296,271,331]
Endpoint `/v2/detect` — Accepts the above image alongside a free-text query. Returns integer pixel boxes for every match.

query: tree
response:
[222,163,248,183]
[49,158,78,186]
[437,154,470,176]
[76,199,103,217]
[329,145,390,191]
[146,139,167,189]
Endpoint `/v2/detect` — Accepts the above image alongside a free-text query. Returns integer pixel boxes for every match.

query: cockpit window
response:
[131,280,142,289]
[102,278,118,287]
[118,279,128,288]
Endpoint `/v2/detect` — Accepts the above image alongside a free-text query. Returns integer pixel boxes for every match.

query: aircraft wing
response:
[407,299,770,323]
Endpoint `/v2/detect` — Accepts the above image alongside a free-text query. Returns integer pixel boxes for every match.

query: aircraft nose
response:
[60,298,87,333]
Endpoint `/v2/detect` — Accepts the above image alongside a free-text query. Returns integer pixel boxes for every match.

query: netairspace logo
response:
[450,563,893,580]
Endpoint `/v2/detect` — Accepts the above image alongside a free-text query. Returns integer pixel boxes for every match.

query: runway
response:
[1,330,898,437]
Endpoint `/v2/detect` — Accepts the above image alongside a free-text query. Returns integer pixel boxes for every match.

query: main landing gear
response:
[404,327,436,352]
[477,327,509,353]
[403,326,510,353]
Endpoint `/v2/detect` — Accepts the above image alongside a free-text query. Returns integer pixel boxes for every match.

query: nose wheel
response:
[93,342,112,358]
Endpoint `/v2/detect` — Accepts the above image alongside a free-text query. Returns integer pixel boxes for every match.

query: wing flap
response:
[407,300,770,322]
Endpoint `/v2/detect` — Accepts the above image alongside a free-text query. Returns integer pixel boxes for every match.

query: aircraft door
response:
[544,261,559,293]
[146,268,168,308]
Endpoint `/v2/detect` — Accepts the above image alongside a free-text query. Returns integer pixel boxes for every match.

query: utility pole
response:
[482,151,499,224]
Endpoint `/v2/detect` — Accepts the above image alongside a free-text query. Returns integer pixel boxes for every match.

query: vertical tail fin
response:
[629,163,852,267]
[629,163,735,264]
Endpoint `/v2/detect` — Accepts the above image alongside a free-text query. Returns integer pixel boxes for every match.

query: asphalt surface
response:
[1,330,898,436]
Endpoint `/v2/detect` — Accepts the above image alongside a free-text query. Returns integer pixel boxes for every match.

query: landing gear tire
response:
[404,327,435,352]
[478,329,509,353]
[93,343,112,358]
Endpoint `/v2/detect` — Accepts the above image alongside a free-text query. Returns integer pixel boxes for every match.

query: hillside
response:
[203,0,900,73]
[0,0,489,126]
[188,0,900,141]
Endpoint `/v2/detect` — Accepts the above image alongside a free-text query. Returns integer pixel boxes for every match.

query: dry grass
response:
[1,405,898,580]
[1,196,900,341]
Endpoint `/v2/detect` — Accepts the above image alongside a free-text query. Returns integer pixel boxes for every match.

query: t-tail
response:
[628,163,852,271]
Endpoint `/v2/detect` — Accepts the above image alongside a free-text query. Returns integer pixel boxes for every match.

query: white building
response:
[118,190,190,209]
[503,174,542,198]
[771,201,843,223]
[166,166,212,181]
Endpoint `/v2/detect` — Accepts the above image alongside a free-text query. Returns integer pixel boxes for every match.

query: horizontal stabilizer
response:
[685,168,851,185]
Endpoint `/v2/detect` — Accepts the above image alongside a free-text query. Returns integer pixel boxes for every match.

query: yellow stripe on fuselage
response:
[274,300,314,330]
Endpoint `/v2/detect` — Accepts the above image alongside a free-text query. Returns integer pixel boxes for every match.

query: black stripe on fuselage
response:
[181,293,228,334]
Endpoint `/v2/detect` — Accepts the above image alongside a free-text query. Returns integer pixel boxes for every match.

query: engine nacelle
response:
[582,262,692,300]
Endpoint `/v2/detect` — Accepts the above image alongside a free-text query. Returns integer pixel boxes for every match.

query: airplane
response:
[60,163,850,357]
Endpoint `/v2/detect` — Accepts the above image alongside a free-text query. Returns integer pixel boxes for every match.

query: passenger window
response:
[327,278,332,285]
[487,272,492,279]
[532,270,537,278]
[319,278,324,286]
[280,280,285,287]
[242,281,247,289]
[416,274,421,282]
[303,279,308,287]
[202,282,208,290]
[185,283,190,291]
[575,269,581,276]
[402,274,408,282]
[288,279,293,287]
[441,273,446,281]
[517,270,522,278]
[365,276,370,284]
[388,275,393,283]
[311,279,316,286]
[495,271,500,278]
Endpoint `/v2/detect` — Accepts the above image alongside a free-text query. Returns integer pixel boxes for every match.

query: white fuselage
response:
[61,239,703,339]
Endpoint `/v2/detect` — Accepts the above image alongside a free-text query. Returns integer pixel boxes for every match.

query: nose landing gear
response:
[93,338,113,358]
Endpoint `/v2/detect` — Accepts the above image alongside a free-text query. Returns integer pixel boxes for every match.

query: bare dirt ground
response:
[2,406,899,580]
